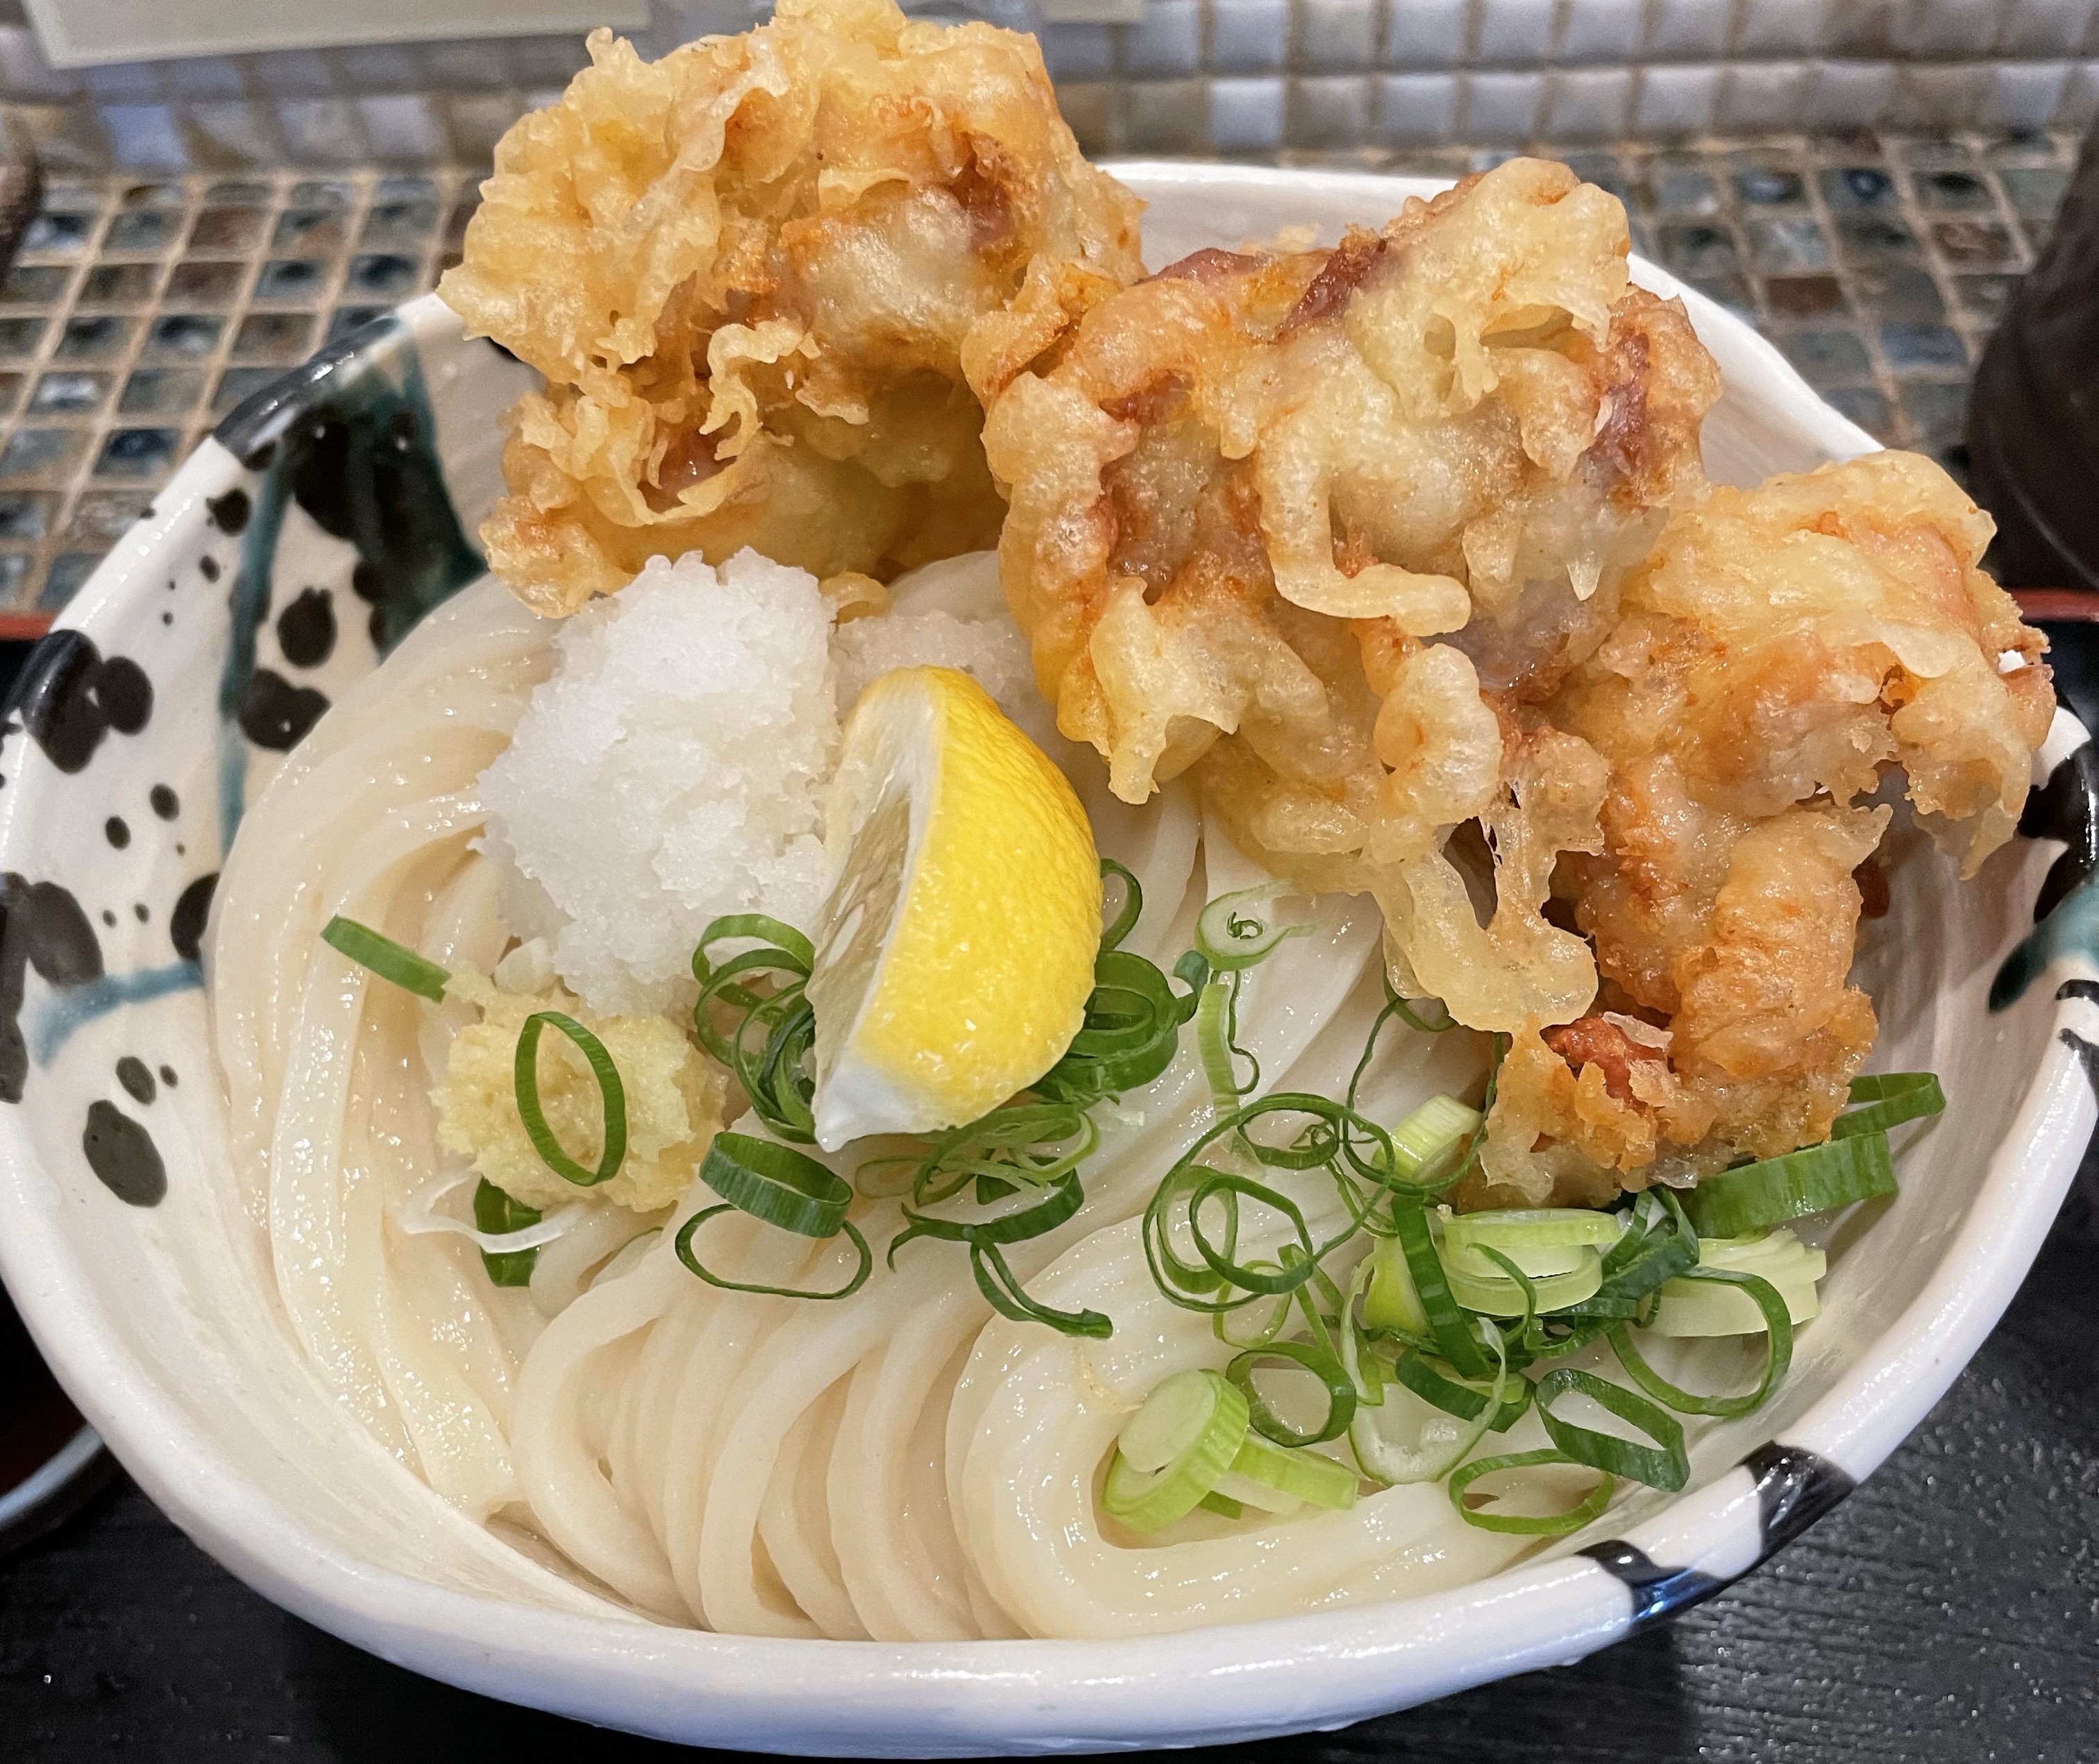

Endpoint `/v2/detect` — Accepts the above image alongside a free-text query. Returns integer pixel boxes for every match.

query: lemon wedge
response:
[807,666,1101,1151]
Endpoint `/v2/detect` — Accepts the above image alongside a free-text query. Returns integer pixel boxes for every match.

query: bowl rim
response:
[0,161,2091,1754]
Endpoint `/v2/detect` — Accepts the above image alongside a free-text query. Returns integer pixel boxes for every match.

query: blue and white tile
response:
[1542,65,1634,138]
[1211,0,1291,71]
[1208,74,1287,149]
[1374,69,1460,140]
[1462,67,1545,138]
[1558,0,1644,62]
[1383,0,1469,67]
[1635,62,1723,134]
[1296,0,1379,71]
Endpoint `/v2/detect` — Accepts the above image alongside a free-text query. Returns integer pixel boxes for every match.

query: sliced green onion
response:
[1558,1187,1701,1319]
[1195,882,1310,972]
[691,916,818,1144]
[1228,1338,1357,1447]
[1038,947,1199,1103]
[1102,1368,1249,1530]
[891,1169,1086,1255]
[1611,1266,1795,1418]
[1681,1130,1894,1239]
[1218,1427,1358,1511]
[1832,1071,1946,1140]
[1389,1094,1481,1187]
[1449,1449,1615,1536]
[1197,1489,1245,1519]
[473,1178,540,1287]
[674,1204,873,1300]
[968,1239,1112,1339]
[676,1132,873,1298]
[321,914,449,1002]
[1363,1232,1430,1338]
[1533,1366,1689,1492]
[701,1132,852,1237]
[1194,974,1251,1102]
[1441,1207,1624,1257]
[1390,997,1456,1033]
[869,1103,1097,1208]
[1142,1137,1330,1316]
[698,911,815,970]
[513,1010,627,1189]
[1444,1246,1603,1317]
[886,1170,1109,1339]
[1649,1229,1824,1338]
[1118,1368,1240,1470]
[1648,1274,1817,1339]
[1099,858,1144,953]
[1349,1330,1507,1486]
[1386,1200,1490,1378]
[1385,1348,1531,1434]
[1215,1280,1295,1350]
[1444,1237,1594,1282]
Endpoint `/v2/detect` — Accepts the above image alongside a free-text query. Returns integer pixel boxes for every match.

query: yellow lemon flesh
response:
[807,666,1101,1151]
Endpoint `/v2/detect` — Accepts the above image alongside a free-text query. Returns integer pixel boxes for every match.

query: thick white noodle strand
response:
[214,560,1570,1640]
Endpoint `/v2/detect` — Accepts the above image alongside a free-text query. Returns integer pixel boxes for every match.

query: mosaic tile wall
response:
[0,166,479,626]
[0,125,2069,623]
[3,1,2099,165]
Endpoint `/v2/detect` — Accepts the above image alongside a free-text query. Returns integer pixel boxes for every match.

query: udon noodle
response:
[210,559,1541,1637]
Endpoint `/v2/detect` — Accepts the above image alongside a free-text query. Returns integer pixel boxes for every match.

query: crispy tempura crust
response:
[1476,451,2055,1202]
[440,0,1143,614]
[984,158,2055,1204]
[988,158,1719,1040]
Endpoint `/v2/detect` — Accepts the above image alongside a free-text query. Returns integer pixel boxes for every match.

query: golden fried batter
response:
[984,158,2052,1205]
[440,0,1143,614]
[986,158,1718,1033]
[1473,451,2054,1203]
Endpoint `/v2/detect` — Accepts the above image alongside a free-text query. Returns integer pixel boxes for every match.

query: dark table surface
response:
[5,637,2099,1763]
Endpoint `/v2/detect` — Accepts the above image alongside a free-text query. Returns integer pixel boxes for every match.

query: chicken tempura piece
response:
[440,0,1143,615]
[984,156,1719,1030]
[1469,450,2054,1203]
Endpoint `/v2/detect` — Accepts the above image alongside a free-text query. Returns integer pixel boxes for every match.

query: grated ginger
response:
[434,968,728,1214]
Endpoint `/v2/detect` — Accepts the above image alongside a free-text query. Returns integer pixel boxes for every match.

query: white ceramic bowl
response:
[0,164,2092,1754]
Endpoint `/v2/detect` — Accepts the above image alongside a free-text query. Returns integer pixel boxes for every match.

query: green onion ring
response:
[1386,1348,1533,1433]
[1187,1171,1318,1297]
[1193,975,1238,1097]
[1533,1366,1689,1492]
[1228,1338,1358,1446]
[696,913,814,971]
[889,1169,1088,1258]
[675,1204,872,1300]
[321,914,449,1002]
[1195,882,1310,973]
[473,1178,541,1287]
[1571,1189,1701,1313]
[700,1132,853,1237]
[881,1104,1098,1209]
[1449,1449,1616,1536]
[513,1010,627,1189]
[1680,1131,1896,1239]
[1215,1279,1294,1349]
[691,919,820,1144]
[1099,858,1143,952]
[1390,996,1456,1034]
[1038,949,1197,1102]
[1832,1071,1945,1140]
[969,1239,1111,1339]
[1389,1201,1490,1379]
[1608,1268,1794,1418]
